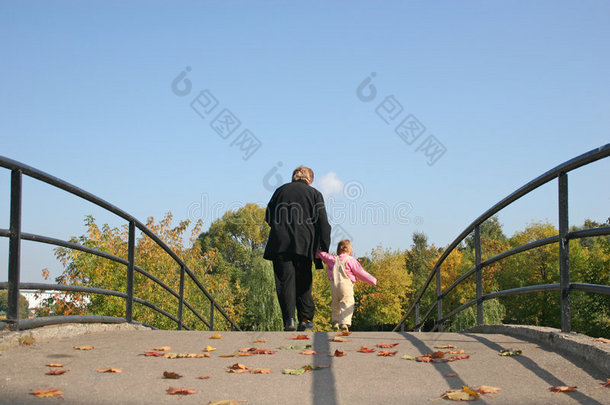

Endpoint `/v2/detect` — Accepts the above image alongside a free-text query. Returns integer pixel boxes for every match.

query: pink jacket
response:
[315,251,377,286]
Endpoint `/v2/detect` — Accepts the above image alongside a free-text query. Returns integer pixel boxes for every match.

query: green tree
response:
[0,291,29,318]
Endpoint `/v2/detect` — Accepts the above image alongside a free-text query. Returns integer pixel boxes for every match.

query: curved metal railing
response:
[0,156,240,331]
[394,143,610,333]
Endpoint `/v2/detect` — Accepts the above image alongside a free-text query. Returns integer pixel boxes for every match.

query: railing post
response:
[415,302,421,332]
[177,265,185,330]
[474,225,483,326]
[126,220,135,323]
[436,266,443,332]
[209,301,215,331]
[558,172,571,333]
[7,169,22,330]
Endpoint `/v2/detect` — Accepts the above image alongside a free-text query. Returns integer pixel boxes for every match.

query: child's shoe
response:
[339,324,349,332]
[332,322,340,330]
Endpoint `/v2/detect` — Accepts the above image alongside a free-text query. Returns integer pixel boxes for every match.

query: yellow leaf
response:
[210,333,223,339]
[204,345,217,352]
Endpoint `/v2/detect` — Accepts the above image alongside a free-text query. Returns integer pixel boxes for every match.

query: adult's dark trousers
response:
[272,253,315,323]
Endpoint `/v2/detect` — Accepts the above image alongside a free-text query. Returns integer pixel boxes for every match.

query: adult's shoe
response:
[297,320,314,331]
[284,318,296,331]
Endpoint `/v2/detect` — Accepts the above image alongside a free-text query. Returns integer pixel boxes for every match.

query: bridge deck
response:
[0,325,608,404]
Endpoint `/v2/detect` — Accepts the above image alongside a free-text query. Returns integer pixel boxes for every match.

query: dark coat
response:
[263,180,331,269]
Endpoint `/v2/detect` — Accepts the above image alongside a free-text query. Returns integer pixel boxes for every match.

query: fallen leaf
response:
[254,339,267,343]
[167,386,196,395]
[416,355,433,363]
[447,350,465,354]
[45,369,69,376]
[163,371,183,379]
[375,343,398,348]
[359,347,376,353]
[237,353,253,357]
[499,348,522,356]
[228,363,248,370]
[251,368,272,374]
[283,367,306,375]
[219,354,237,358]
[249,348,276,355]
[73,345,94,350]
[46,363,64,368]
[207,401,245,405]
[432,351,445,358]
[152,346,171,351]
[301,349,317,355]
[549,386,577,393]
[463,386,480,400]
[441,389,477,401]
[31,388,63,398]
[198,376,211,380]
[449,354,470,361]
[435,345,457,349]
[333,350,346,357]
[291,335,310,340]
[210,333,223,339]
[378,350,397,357]
[401,355,416,360]
[142,351,165,357]
[167,353,210,358]
[204,345,217,352]
[96,368,122,373]
[338,330,352,336]
[597,378,610,388]
[593,338,610,343]
[330,336,349,342]
[227,369,250,374]
[445,373,458,377]
[477,386,501,394]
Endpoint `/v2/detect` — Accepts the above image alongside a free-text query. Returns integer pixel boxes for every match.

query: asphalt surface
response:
[0,325,609,405]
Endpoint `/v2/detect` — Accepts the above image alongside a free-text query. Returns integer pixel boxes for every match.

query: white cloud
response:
[315,172,344,196]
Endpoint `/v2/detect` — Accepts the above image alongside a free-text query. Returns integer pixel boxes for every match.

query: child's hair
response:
[337,239,353,255]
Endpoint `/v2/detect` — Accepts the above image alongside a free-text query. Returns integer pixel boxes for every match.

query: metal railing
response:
[0,156,240,331]
[394,144,610,333]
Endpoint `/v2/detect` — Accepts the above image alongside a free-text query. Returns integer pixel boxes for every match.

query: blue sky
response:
[1,1,609,283]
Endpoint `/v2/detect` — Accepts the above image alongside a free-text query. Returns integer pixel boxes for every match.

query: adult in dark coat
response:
[263,166,331,331]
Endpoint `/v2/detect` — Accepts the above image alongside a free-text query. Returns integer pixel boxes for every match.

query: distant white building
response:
[20,290,90,311]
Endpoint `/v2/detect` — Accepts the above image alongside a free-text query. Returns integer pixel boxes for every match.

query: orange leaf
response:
[431,351,445,358]
[163,371,183,379]
[330,336,349,342]
[254,339,267,343]
[597,378,610,388]
[338,330,352,336]
[250,348,276,355]
[74,345,94,350]
[31,388,63,398]
[210,333,223,339]
[292,335,310,340]
[333,350,346,357]
[228,363,248,370]
[46,363,64,367]
[375,343,398,348]
[445,373,458,377]
[142,351,165,357]
[96,368,122,373]
[152,346,171,351]
[197,376,210,380]
[378,350,397,357]
[227,369,250,374]
[167,386,196,395]
[359,347,376,353]
[593,338,610,343]
[549,386,577,393]
[416,355,433,362]
[251,368,272,374]
[449,354,470,361]
[301,349,317,355]
[45,369,69,376]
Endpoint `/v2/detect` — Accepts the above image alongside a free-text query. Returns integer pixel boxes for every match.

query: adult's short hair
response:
[292,166,314,185]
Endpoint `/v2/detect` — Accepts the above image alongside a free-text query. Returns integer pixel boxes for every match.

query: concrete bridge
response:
[1,323,609,404]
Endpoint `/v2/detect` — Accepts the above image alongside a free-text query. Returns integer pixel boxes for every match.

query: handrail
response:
[0,156,240,331]
[394,143,610,332]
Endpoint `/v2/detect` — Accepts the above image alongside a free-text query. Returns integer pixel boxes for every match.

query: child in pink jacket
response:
[316,240,377,331]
